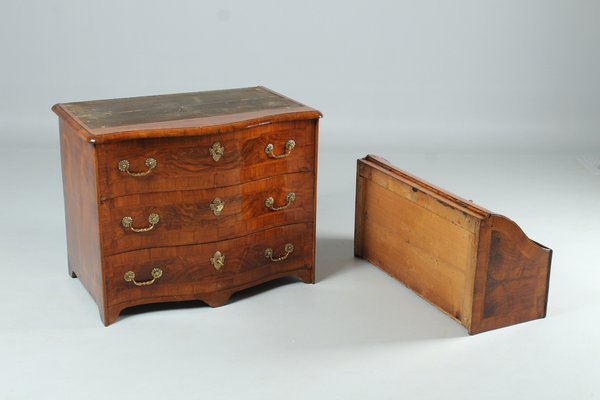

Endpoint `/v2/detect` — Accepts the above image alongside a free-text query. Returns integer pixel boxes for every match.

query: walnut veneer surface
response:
[53,86,321,325]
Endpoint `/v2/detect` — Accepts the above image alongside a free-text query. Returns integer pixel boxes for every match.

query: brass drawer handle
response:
[121,213,160,232]
[265,243,294,262]
[211,251,225,271]
[265,139,295,159]
[118,158,157,176]
[209,142,224,161]
[124,268,163,286]
[265,192,296,211]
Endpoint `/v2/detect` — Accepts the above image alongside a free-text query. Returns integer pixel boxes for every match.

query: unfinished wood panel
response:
[360,176,478,325]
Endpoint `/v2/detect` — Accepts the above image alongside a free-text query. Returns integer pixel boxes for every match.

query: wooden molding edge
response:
[361,155,491,219]
[52,104,96,143]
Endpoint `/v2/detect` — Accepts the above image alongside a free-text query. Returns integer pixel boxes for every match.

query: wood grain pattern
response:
[470,215,552,334]
[100,172,314,255]
[52,87,321,143]
[358,174,479,325]
[355,155,551,334]
[97,119,316,199]
[59,120,107,322]
[60,87,302,129]
[104,223,313,325]
[309,120,320,284]
[55,86,320,325]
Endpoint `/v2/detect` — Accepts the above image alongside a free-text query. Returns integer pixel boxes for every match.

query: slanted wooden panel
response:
[470,215,552,334]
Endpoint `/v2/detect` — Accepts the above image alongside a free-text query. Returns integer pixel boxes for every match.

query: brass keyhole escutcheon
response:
[211,251,225,271]
[210,198,225,216]
[209,142,224,162]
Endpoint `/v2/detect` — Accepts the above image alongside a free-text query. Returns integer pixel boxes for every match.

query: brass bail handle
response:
[265,192,296,211]
[118,158,157,176]
[265,243,294,262]
[121,213,160,233]
[124,268,163,286]
[265,139,296,159]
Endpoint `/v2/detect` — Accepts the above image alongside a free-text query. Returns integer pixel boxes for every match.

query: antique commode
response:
[53,87,321,325]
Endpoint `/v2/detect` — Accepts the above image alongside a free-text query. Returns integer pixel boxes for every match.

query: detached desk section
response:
[354,155,552,334]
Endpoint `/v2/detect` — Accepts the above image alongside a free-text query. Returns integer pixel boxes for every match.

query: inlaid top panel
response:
[52,86,321,143]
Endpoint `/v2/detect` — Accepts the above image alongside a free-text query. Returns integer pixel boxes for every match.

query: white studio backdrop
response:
[0,0,599,153]
[1,2,600,399]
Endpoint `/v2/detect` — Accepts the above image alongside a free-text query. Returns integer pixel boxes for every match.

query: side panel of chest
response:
[59,121,106,320]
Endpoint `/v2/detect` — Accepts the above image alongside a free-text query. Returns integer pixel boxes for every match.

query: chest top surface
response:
[52,86,321,143]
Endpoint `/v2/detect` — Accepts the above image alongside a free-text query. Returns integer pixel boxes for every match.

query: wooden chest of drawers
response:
[52,87,321,325]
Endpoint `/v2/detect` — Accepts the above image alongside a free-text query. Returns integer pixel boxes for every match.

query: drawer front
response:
[105,223,314,306]
[97,120,316,199]
[99,172,314,256]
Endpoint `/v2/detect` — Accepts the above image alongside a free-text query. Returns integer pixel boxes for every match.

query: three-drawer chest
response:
[52,87,321,325]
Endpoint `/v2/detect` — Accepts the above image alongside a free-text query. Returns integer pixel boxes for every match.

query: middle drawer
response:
[100,172,314,256]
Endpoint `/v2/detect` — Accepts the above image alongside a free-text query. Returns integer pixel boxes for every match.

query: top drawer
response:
[96,120,316,199]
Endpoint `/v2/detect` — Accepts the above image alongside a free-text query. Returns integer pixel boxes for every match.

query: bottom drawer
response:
[105,223,314,308]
